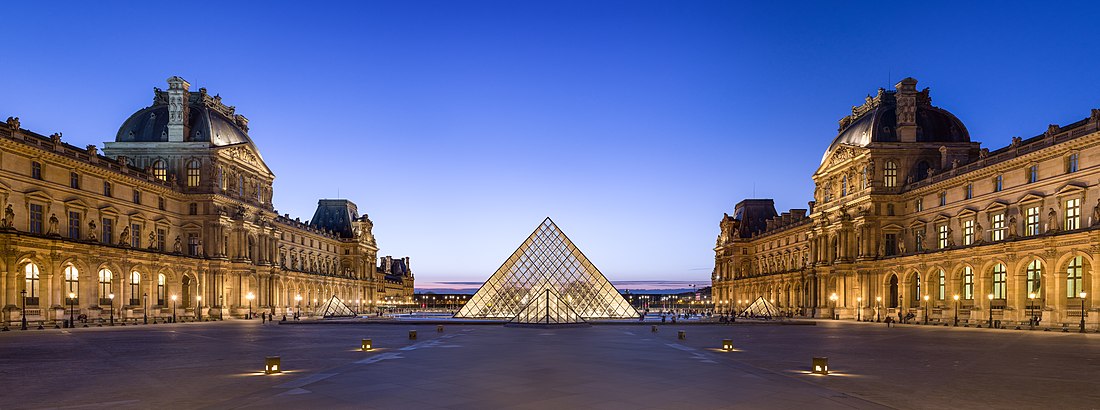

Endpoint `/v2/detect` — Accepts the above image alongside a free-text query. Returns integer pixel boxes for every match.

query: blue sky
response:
[2,1,1099,283]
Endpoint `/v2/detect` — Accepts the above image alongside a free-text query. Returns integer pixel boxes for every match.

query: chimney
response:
[895,77,918,142]
[166,76,191,142]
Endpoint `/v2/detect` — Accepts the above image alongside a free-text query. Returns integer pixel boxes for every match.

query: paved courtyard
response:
[1,320,1098,409]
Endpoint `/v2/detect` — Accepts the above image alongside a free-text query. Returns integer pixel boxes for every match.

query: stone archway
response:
[888,274,899,308]
[181,276,192,308]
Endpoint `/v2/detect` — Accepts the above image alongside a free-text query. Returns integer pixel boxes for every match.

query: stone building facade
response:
[0,77,413,325]
[714,78,1099,329]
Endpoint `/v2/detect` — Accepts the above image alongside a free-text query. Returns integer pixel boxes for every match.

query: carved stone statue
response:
[946,226,955,247]
[915,230,925,251]
[866,159,875,179]
[974,221,984,243]
[1047,208,1057,233]
[173,236,182,253]
[119,226,131,246]
[718,213,735,245]
[88,220,97,241]
[48,214,59,236]
[877,238,886,257]
[148,230,157,249]
[1,204,13,229]
[897,236,906,255]
[1008,216,1019,238]
[1092,199,1100,226]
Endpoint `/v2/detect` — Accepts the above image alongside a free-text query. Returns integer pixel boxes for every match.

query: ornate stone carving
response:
[119,226,130,246]
[1,204,14,229]
[48,213,59,236]
[5,116,20,130]
[87,220,97,241]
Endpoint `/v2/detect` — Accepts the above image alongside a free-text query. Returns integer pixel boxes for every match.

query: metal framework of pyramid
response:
[455,218,638,320]
[738,297,782,319]
[509,288,587,325]
[315,295,356,318]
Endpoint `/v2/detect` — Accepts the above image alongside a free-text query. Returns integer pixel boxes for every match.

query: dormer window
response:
[153,160,168,181]
[31,161,42,179]
[1027,164,1038,183]
[884,161,898,188]
[1066,152,1080,173]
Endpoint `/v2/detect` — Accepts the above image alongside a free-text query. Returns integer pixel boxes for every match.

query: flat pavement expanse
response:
[1,320,1098,409]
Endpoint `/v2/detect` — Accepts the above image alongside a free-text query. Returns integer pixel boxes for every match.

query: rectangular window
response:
[1025,206,1040,236]
[963,220,974,245]
[1068,257,1084,298]
[157,228,166,251]
[188,203,198,215]
[1067,153,1079,173]
[963,267,974,300]
[993,265,1007,300]
[70,172,80,189]
[131,223,142,248]
[68,211,81,239]
[939,191,947,206]
[102,218,113,244]
[158,197,165,211]
[188,233,200,256]
[938,225,948,249]
[29,204,44,234]
[885,234,897,256]
[103,181,112,197]
[884,162,898,188]
[965,183,973,199]
[1065,198,1081,230]
[133,190,141,205]
[915,198,923,212]
[938,272,946,300]
[994,175,1003,192]
[98,270,112,305]
[1027,165,1038,183]
[31,162,42,179]
[991,213,1005,241]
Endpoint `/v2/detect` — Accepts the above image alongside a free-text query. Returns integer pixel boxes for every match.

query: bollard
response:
[651,325,658,333]
[678,330,686,340]
[722,339,733,351]
[265,356,282,374]
[362,339,372,351]
[437,325,444,333]
[812,357,829,375]
[409,330,417,340]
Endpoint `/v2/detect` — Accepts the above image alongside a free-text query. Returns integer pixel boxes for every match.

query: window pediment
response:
[983,201,1008,212]
[24,190,53,203]
[1016,193,1045,205]
[954,207,978,218]
[881,223,905,232]
[64,198,91,210]
[932,214,951,223]
[907,219,927,229]
[1054,183,1087,198]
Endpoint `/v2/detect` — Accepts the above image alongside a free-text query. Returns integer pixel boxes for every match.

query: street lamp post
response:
[952,295,959,326]
[875,296,882,322]
[922,295,930,325]
[856,297,863,321]
[109,293,115,326]
[246,292,255,320]
[1028,293,1036,329]
[197,295,202,321]
[987,294,994,328]
[20,289,27,330]
[170,295,177,323]
[143,292,148,324]
[68,290,75,327]
[1080,292,1088,333]
[829,293,838,320]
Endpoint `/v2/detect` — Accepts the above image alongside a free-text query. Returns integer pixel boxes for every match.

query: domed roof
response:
[115,79,254,148]
[821,78,969,164]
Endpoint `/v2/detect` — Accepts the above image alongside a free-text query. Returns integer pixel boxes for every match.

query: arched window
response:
[98,268,113,305]
[186,160,201,187]
[129,272,141,306]
[915,160,931,181]
[157,274,166,305]
[1067,256,1084,298]
[911,272,921,307]
[64,264,79,304]
[24,263,40,305]
[152,160,168,181]
[963,267,974,300]
[1026,260,1042,295]
[884,161,898,188]
[992,264,1007,300]
[937,270,946,300]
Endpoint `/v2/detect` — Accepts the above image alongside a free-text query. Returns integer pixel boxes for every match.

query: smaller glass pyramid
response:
[315,295,356,318]
[738,297,782,319]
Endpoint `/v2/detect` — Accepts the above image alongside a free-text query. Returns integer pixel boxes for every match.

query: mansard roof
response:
[309,199,360,239]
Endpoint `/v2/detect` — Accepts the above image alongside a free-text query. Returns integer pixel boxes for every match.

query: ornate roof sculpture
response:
[454,218,638,320]
[115,76,256,148]
[821,77,970,164]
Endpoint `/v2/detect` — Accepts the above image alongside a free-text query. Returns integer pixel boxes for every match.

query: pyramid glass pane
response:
[315,295,356,318]
[455,218,639,319]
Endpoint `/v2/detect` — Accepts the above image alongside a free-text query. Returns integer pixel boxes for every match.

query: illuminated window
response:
[993,174,1003,192]
[884,161,897,188]
[65,264,79,304]
[939,191,947,206]
[1025,206,1040,236]
[963,220,974,245]
[129,272,141,306]
[937,270,945,300]
[157,274,166,305]
[992,264,1007,300]
[991,213,1005,241]
[99,269,112,305]
[186,160,201,187]
[24,263,40,304]
[963,267,974,300]
[915,198,923,212]
[1026,260,1042,295]
[1066,153,1079,173]
[153,160,168,181]
[1027,164,1038,183]
[938,224,948,249]
[1065,198,1081,230]
[1067,256,1084,298]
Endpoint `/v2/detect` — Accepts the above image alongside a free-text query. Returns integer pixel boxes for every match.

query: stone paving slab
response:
[0,320,1097,409]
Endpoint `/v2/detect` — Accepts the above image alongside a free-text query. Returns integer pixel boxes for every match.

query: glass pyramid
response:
[315,295,356,318]
[738,297,782,319]
[509,288,586,325]
[455,218,638,320]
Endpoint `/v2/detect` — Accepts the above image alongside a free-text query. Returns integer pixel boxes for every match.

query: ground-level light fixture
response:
[265,356,281,374]
[678,330,686,340]
[362,339,372,351]
[437,325,444,333]
[409,330,417,340]
[651,325,658,333]
[812,357,829,375]
[722,339,733,351]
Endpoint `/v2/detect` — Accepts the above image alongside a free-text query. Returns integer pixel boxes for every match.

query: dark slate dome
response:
[821,78,969,163]
[115,78,254,147]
